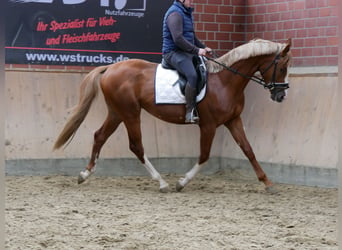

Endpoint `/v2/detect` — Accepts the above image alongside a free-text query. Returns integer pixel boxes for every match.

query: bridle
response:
[205,53,289,91]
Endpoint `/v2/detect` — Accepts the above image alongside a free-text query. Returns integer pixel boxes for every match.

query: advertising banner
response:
[6,0,172,66]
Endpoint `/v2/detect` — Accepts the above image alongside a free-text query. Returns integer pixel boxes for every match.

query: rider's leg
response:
[184,83,199,123]
[164,51,199,123]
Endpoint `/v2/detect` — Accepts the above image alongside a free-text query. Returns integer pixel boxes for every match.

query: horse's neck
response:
[219,57,261,92]
[236,57,261,79]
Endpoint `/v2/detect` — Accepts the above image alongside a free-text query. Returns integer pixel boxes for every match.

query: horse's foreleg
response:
[225,117,275,191]
[142,155,169,192]
[176,126,216,191]
[125,120,169,192]
[78,114,121,184]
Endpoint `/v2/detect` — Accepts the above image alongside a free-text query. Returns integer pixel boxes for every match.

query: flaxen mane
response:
[206,39,287,73]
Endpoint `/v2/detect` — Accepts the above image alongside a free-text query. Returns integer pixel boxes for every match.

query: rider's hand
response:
[198,48,207,56]
[204,47,212,55]
[198,47,212,56]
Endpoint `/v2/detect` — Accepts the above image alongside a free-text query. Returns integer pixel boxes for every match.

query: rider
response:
[162,0,212,123]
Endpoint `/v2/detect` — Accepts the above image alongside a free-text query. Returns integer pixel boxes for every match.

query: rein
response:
[204,53,289,90]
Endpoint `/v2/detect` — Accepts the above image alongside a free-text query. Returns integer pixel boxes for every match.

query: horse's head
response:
[259,39,292,103]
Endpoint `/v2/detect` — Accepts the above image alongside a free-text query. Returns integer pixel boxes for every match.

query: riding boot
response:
[185,85,199,123]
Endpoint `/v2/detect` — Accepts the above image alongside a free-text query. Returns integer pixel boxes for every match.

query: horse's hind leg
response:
[124,119,169,192]
[78,113,121,184]
[225,117,275,193]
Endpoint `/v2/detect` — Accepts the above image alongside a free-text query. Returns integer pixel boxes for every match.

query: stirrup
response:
[185,108,199,124]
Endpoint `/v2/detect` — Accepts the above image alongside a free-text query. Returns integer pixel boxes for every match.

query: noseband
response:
[205,53,289,90]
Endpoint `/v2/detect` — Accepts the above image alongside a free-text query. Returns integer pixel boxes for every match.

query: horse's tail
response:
[53,65,108,150]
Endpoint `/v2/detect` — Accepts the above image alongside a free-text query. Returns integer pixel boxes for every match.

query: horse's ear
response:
[281,38,292,56]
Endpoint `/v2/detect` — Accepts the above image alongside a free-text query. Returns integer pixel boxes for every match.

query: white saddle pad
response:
[155,64,206,104]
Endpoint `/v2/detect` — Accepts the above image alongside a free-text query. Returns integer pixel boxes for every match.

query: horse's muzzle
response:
[269,82,289,102]
[270,87,287,102]
[272,91,285,102]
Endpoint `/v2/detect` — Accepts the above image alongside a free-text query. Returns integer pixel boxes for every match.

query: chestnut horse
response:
[54,39,292,193]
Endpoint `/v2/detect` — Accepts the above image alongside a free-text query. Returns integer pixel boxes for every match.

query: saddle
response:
[161,55,208,95]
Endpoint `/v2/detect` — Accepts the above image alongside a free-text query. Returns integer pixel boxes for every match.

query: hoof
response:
[77,175,86,184]
[159,186,170,193]
[265,185,278,194]
[78,168,95,184]
[176,182,184,192]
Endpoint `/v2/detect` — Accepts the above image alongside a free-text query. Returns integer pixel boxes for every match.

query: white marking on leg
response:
[79,165,96,181]
[143,155,169,190]
[179,163,205,187]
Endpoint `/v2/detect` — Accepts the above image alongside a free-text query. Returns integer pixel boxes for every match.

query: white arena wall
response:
[5,67,338,187]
